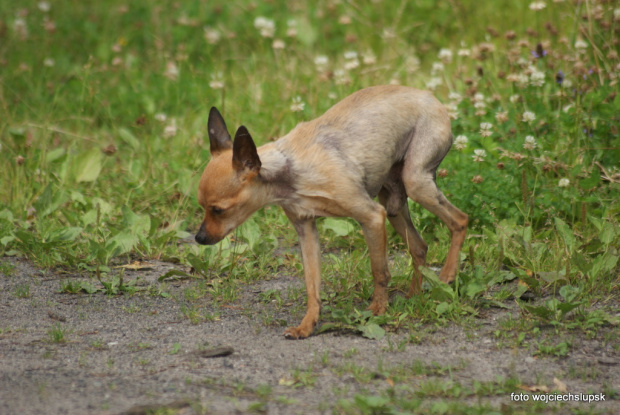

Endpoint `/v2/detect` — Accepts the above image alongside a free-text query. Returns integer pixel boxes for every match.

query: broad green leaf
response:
[435,301,452,315]
[296,16,317,46]
[49,227,82,242]
[0,209,14,222]
[106,231,139,256]
[75,148,103,182]
[321,218,356,237]
[238,218,261,249]
[33,184,68,218]
[81,210,97,227]
[465,282,485,299]
[91,198,114,217]
[599,226,616,245]
[590,253,618,278]
[559,285,580,302]
[524,305,554,320]
[554,217,575,253]
[118,127,140,150]
[538,271,567,284]
[358,323,385,340]
[158,269,195,282]
[142,96,156,115]
[45,147,66,163]
[556,301,583,316]
[579,170,601,190]
[121,206,150,235]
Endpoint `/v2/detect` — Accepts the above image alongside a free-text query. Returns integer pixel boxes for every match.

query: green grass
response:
[0,0,619,412]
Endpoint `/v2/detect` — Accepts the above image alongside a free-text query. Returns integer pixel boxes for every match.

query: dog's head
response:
[195,107,262,245]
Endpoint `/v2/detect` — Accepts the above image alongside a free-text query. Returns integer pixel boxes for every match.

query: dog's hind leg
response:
[379,188,428,296]
[401,131,468,287]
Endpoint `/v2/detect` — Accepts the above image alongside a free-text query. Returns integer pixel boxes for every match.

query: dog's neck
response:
[257,142,297,202]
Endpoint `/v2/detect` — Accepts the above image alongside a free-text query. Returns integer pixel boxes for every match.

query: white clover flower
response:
[14,18,28,39]
[510,94,520,103]
[209,72,225,89]
[327,92,338,100]
[448,92,462,103]
[154,113,167,122]
[474,101,486,110]
[38,2,51,12]
[495,111,508,123]
[431,62,445,75]
[472,149,487,162]
[425,77,442,90]
[164,61,179,81]
[272,39,285,49]
[522,111,536,122]
[43,58,55,67]
[473,93,485,102]
[344,51,358,60]
[529,1,546,11]
[203,27,221,44]
[480,122,493,137]
[457,48,471,57]
[438,48,453,63]
[343,51,359,70]
[574,39,588,50]
[405,55,420,73]
[454,135,468,150]
[513,73,528,85]
[446,102,459,119]
[362,51,377,65]
[286,19,297,37]
[529,69,545,87]
[314,55,329,71]
[163,119,178,138]
[290,96,305,112]
[334,69,350,85]
[523,135,537,150]
[506,74,520,83]
[254,16,275,38]
[558,178,570,187]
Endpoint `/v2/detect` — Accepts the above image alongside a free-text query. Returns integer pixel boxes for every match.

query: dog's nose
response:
[195,233,204,244]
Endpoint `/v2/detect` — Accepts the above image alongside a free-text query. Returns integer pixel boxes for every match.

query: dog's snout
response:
[195,223,211,245]
[195,222,221,245]
[195,232,208,245]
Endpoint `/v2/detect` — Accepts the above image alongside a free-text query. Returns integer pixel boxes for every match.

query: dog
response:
[195,85,468,339]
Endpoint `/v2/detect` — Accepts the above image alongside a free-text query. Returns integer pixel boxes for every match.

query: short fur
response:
[196,85,468,339]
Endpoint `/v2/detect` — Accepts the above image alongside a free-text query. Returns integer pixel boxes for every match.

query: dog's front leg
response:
[283,213,321,339]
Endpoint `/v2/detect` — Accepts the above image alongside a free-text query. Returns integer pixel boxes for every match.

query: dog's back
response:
[274,85,453,199]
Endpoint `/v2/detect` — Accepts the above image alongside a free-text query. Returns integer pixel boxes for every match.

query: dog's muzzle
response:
[195,223,220,245]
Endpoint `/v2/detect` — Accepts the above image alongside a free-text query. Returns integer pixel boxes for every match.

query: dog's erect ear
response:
[232,126,261,175]
[208,107,233,155]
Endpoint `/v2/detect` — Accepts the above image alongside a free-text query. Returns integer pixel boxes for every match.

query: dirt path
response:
[1,257,617,414]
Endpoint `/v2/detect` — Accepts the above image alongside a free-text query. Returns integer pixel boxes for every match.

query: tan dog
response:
[195,85,468,339]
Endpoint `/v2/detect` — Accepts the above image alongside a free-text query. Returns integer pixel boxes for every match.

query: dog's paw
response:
[368,300,387,316]
[283,326,311,340]
[438,269,456,284]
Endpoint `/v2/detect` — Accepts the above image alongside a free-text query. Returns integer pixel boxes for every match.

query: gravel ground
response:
[0,257,618,414]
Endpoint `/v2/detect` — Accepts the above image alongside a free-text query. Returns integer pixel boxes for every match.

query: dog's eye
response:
[210,206,224,215]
